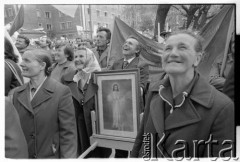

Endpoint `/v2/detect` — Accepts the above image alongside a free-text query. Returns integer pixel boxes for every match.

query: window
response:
[5,10,7,17]
[45,12,51,19]
[67,21,72,29]
[87,8,90,15]
[8,8,13,17]
[104,11,107,17]
[38,23,42,27]
[60,22,66,30]
[59,11,62,17]
[97,10,100,17]
[88,21,91,29]
[47,24,52,30]
[36,10,41,17]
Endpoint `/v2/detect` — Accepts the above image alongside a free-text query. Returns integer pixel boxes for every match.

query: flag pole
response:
[106,18,115,68]
[157,22,160,43]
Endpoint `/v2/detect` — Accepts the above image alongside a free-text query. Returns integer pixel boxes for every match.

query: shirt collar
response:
[29,76,47,90]
[97,44,108,52]
[124,56,136,64]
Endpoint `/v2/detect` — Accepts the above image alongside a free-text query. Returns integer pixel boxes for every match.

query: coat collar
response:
[16,77,54,114]
[62,70,98,104]
[16,83,33,113]
[149,72,214,109]
[115,57,139,69]
[30,77,54,110]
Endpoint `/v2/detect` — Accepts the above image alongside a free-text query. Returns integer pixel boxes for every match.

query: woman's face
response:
[55,46,67,63]
[20,51,45,78]
[74,50,87,70]
[162,33,201,76]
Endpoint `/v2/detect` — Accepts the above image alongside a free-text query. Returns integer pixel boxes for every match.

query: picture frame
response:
[94,69,140,140]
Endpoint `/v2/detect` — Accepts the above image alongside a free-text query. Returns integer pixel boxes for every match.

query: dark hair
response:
[97,27,111,41]
[27,49,52,76]
[113,84,119,91]
[126,35,142,56]
[167,30,204,53]
[64,45,74,61]
[5,37,18,63]
[46,39,52,49]
[17,34,30,46]
[55,41,74,61]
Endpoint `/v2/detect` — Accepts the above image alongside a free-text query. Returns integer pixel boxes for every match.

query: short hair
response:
[97,27,111,41]
[5,37,18,63]
[17,34,30,46]
[26,49,52,76]
[126,35,142,56]
[55,41,74,61]
[167,30,204,53]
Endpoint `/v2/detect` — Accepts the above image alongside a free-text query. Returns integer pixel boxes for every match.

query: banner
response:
[198,5,235,79]
[9,5,24,36]
[108,17,165,81]
[108,17,164,66]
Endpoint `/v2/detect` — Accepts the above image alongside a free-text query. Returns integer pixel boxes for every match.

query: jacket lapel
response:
[126,57,139,69]
[99,47,109,63]
[31,78,53,110]
[62,70,83,104]
[17,84,34,114]
[164,99,201,131]
[84,80,98,103]
[150,95,165,138]
[149,95,167,157]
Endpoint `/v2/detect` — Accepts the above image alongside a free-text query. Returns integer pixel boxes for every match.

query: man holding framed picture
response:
[109,35,149,158]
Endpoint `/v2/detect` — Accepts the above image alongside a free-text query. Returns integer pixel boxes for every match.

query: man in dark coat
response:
[131,30,234,158]
[109,35,149,158]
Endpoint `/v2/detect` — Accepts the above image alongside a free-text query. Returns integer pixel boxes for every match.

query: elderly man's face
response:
[15,37,28,49]
[122,38,139,57]
[162,33,201,75]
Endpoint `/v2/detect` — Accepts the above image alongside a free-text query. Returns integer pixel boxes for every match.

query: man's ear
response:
[41,62,46,71]
[194,52,202,67]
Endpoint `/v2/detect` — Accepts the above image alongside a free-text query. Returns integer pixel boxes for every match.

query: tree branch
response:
[172,5,186,16]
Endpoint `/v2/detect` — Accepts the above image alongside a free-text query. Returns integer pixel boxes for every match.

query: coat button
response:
[30,134,35,139]
[33,154,37,158]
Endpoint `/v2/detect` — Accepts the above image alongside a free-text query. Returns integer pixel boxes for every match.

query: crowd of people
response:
[5,26,235,159]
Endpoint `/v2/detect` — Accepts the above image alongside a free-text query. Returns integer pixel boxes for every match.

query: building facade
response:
[4,4,123,40]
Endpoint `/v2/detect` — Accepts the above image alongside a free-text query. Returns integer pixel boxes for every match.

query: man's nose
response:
[169,48,179,57]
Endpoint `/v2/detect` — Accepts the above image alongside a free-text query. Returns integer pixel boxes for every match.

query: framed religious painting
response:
[94,69,140,140]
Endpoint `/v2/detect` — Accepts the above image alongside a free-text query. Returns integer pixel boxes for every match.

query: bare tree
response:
[154,4,171,36]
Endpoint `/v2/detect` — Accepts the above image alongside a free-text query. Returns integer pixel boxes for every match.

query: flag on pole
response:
[108,17,164,67]
[198,5,235,79]
[9,5,24,36]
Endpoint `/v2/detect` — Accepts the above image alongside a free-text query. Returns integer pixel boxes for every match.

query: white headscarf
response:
[73,48,101,88]
[82,48,101,73]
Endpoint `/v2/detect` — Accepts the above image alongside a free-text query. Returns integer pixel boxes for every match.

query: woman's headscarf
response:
[73,48,101,88]
[82,48,101,73]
